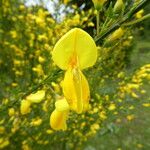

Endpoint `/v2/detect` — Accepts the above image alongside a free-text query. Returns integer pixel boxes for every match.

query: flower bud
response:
[50,98,69,131]
[92,0,107,11]
[26,90,45,103]
[114,0,124,14]
[107,28,124,42]
[135,9,144,19]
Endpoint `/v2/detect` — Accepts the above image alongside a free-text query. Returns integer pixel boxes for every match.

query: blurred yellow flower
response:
[92,0,107,10]
[63,0,70,4]
[20,100,31,115]
[30,118,42,126]
[108,28,124,42]
[0,138,9,149]
[108,103,116,111]
[8,108,15,116]
[0,126,5,134]
[114,0,124,13]
[142,103,150,107]
[38,56,45,63]
[135,9,144,19]
[26,90,45,103]
[126,114,135,121]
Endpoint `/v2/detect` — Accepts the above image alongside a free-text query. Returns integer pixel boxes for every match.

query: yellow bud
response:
[135,9,144,19]
[50,98,69,130]
[142,103,150,107]
[50,110,68,131]
[26,90,45,103]
[107,28,124,42]
[46,129,53,134]
[0,138,9,149]
[30,118,42,126]
[126,115,134,121]
[114,0,124,13]
[108,103,116,111]
[38,56,45,63]
[8,108,15,116]
[50,98,69,131]
[20,100,31,115]
[52,28,97,70]
[0,126,5,134]
[63,0,70,5]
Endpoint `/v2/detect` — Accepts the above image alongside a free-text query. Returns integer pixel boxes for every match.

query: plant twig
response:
[94,0,149,43]
[122,14,150,26]
[96,10,100,36]
[0,68,62,112]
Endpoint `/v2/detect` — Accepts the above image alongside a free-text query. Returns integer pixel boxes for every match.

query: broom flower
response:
[52,28,97,114]
[50,98,69,131]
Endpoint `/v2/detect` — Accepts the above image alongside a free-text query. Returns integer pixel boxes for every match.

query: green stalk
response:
[96,10,100,36]
[123,14,150,26]
[95,0,150,43]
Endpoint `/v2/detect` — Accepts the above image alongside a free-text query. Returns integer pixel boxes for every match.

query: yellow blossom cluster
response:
[119,64,150,99]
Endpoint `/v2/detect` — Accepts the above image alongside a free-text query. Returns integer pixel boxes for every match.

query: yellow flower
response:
[26,90,45,103]
[135,9,144,19]
[20,100,31,115]
[0,126,5,134]
[108,103,116,111]
[30,118,42,126]
[63,0,70,4]
[8,108,15,116]
[0,138,9,149]
[52,28,97,114]
[50,98,69,131]
[142,103,150,107]
[126,114,135,121]
[108,28,124,42]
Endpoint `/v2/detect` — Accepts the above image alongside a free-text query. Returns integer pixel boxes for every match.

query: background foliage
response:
[0,0,150,150]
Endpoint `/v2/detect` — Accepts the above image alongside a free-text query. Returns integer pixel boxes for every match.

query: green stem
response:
[123,14,150,26]
[95,0,150,43]
[96,10,100,36]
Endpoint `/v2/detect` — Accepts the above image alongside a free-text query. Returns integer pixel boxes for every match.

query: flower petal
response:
[26,90,45,103]
[55,98,69,112]
[63,68,90,113]
[20,100,31,115]
[52,28,97,70]
[50,109,68,131]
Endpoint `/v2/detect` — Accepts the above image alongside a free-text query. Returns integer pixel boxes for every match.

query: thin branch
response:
[95,0,150,43]
[96,11,100,36]
[122,14,150,26]
[0,68,62,112]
